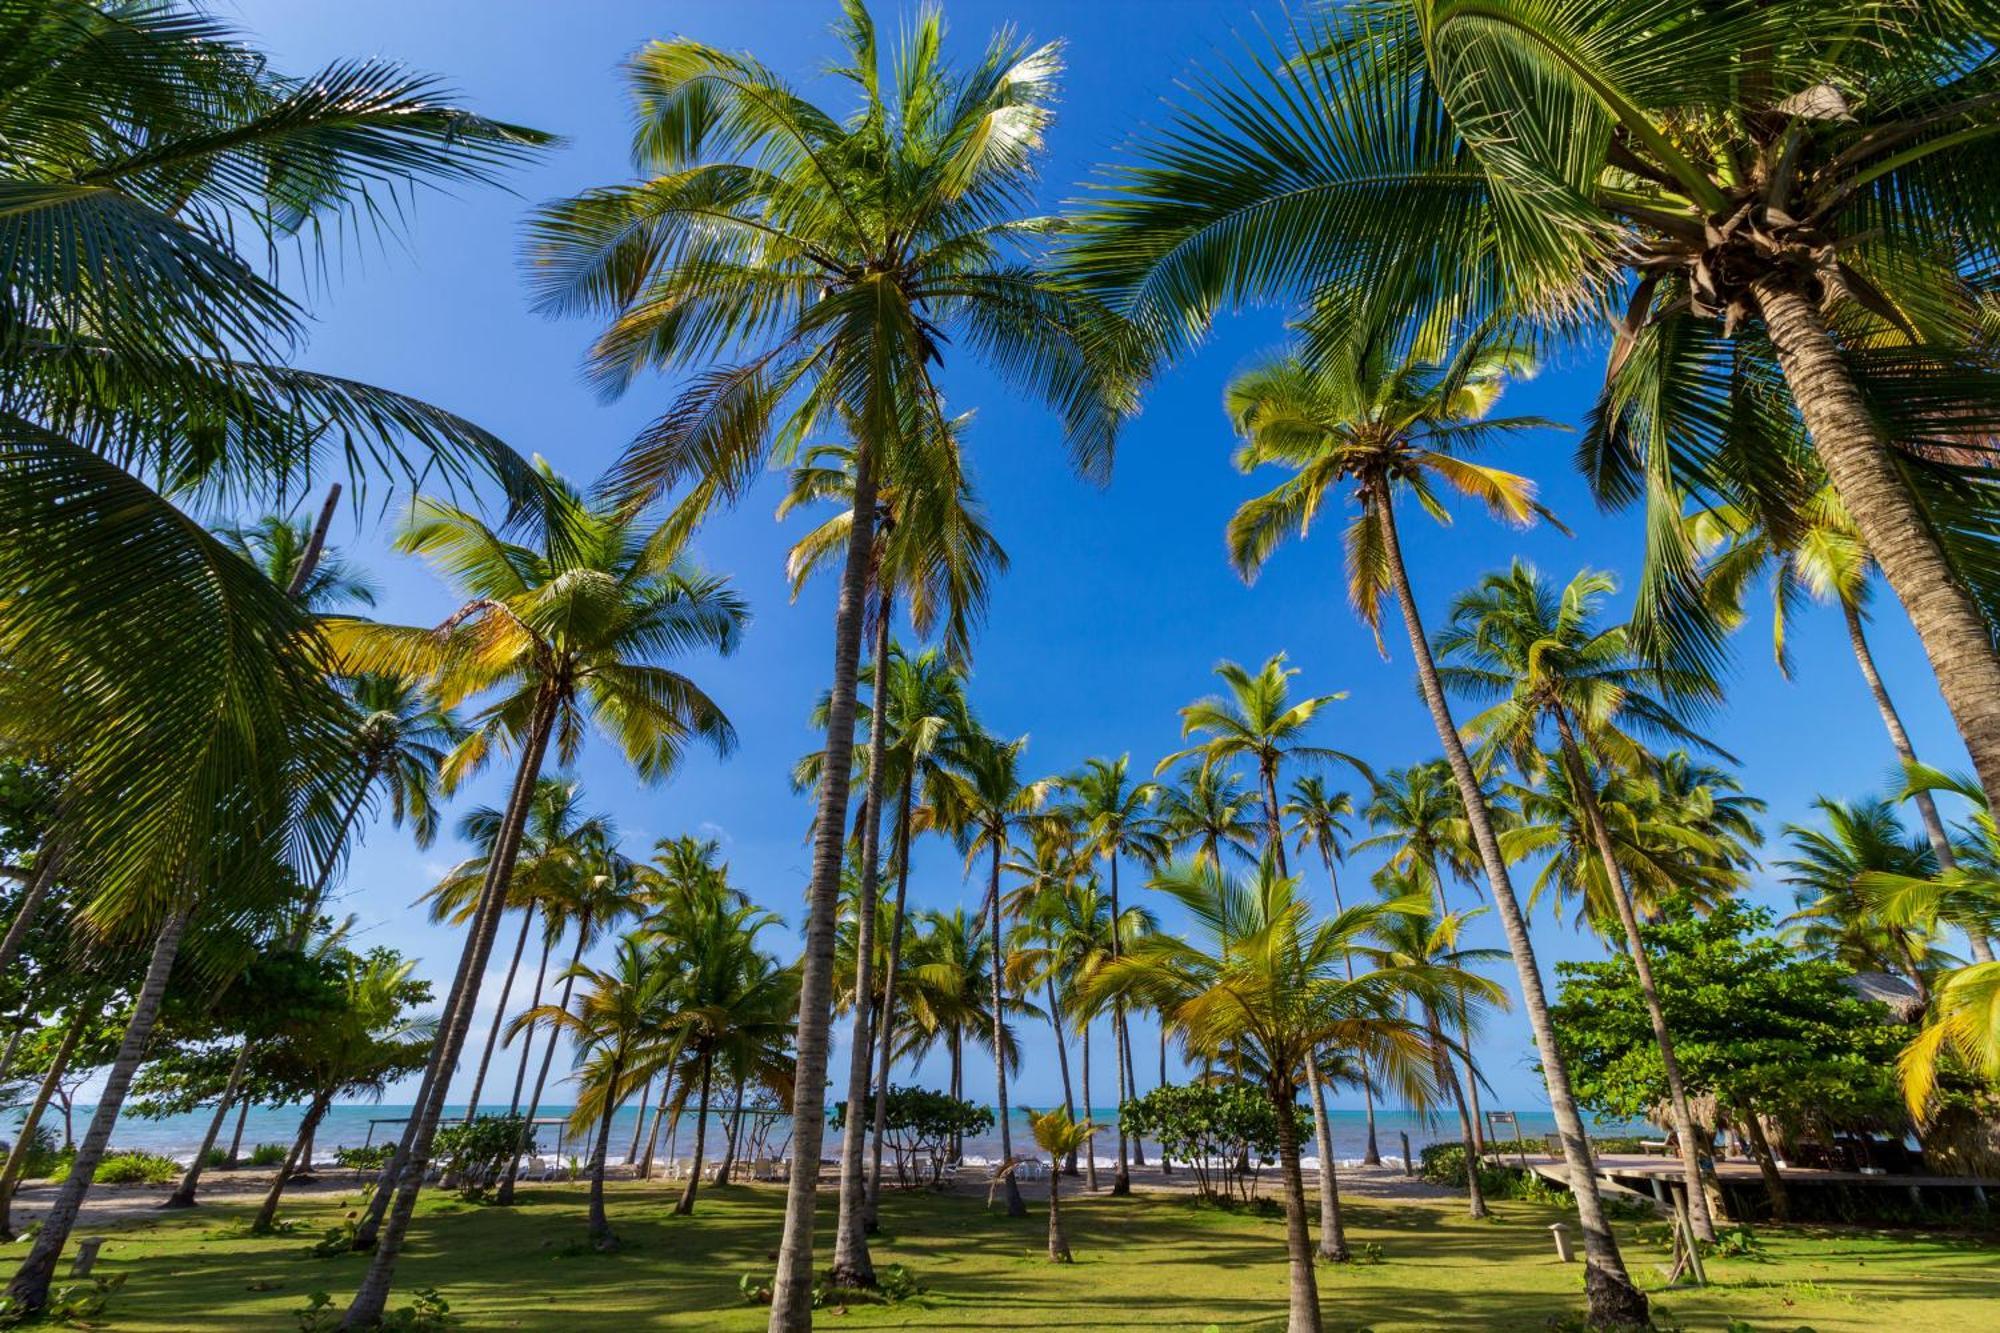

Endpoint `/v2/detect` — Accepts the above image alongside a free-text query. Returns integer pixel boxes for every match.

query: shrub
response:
[14,1124,66,1180]
[432,1117,532,1200]
[334,1144,394,1171]
[831,1088,989,1187]
[93,1151,180,1185]
[204,1146,231,1168]
[249,1142,290,1167]
[1119,1083,1278,1204]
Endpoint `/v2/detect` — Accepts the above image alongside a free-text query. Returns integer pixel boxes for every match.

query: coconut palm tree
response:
[525,5,1131,1311]
[1083,858,1432,1333]
[1690,493,1993,962]
[216,516,380,617]
[1901,961,2000,1128]
[928,732,1051,1217]
[1434,561,1727,1238]
[898,908,1021,1157]
[1052,756,1167,1192]
[324,465,743,1324]
[1781,799,1943,1001]
[1157,764,1261,868]
[1026,1107,1099,1263]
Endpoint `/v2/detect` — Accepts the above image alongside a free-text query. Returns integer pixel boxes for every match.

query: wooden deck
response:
[1519,1151,1997,1217]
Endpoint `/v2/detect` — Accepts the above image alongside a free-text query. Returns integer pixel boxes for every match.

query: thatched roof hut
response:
[1841,971,1924,1023]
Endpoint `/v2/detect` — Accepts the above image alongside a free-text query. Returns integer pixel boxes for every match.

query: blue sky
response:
[221,0,1973,1115]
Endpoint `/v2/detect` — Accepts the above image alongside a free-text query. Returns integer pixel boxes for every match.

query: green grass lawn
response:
[50,1179,2000,1331]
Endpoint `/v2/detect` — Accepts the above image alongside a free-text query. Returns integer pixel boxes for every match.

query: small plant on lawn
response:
[249,1143,290,1167]
[93,1151,181,1184]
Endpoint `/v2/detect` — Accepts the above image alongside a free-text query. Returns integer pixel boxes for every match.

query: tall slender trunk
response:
[509,927,555,1116]
[865,779,916,1222]
[1122,1016,1145,1166]
[1554,717,1718,1242]
[588,1057,622,1250]
[1046,1153,1072,1262]
[1156,1021,1171,1175]
[8,907,188,1312]
[988,842,1026,1217]
[1429,1015,1487,1219]
[769,432,879,1333]
[1462,1046,1487,1159]
[342,697,556,1328]
[0,1027,20,1094]
[1757,277,2000,817]
[162,1041,252,1209]
[948,1026,963,1159]
[253,1093,329,1233]
[226,1095,251,1165]
[498,915,590,1206]
[626,1075,654,1167]
[1080,1021,1098,1191]
[640,1073,672,1180]
[1375,500,1647,1328]
[1046,981,1079,1176]
[715,1071,747,1184]
[464,906,536,1123]
[1841,601,1993,963]
[286,482,343,600]
[1319,843,1382,1168]
[675,1051,714,1216]
[1108,853,1132,1196]
[0,843,61,978]
[833,584,893,1287]
[1303,1050,1348,1260]
[0,1005,87,1241]
[1270,1084,1322,1333]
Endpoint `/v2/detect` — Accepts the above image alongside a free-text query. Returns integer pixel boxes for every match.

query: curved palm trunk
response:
[162,1041,252,1209]
[675,1051,715,1216]
[1079,1021,1099,1191]
[253,1093,330,1233]
[626,1075,654,1168]
[588,1058,623,1250]
[865,780,917,1222]
[1121,1020,1144,1166]
[833,584,893,1287]
[509,929,555,1116]
[1553,719,1718,1242]
[1107,854,1133,1196]
[1462,1046,1487,1160]
[715,1071,748,1184]
[1270,1083,1322,1333]
[497,915,591,1207]
[1046,1159,1072,1262]
[1841,601,1994,963]
[948,1026,964,1158]
[1303,1050,1349,1260]
[463,906,537,1123]
[640,1074,673,1180]
[988,843,1026,1217]
[1046,981,1080,1176]
[1429,1016,1487,1220]
[226,1096,252,1166]
[769,435,879,1332]
[0,842,61,979]
[1376,502,1647,1328]
[342,699,556,1328]
[9,907,188,1312]
[0,1005,86,1241]
[1757,278,2000,822]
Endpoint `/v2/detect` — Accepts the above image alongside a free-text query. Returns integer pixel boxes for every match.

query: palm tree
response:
[1354,763,1480,914]
[1053,756,1167,1192]
[1286,776,1387,1166]
[216,516,380,617]
[525,6,1131,1313]
[1901,961,2000,1129]
[1085,858,1431,1333]
[1781,799,1942,1001]
[1434,561,1727,1239]
[1026,1108,1099,1263]
[929,732,1050,1217]
[1156,764,1261,868]
[1691,494,1992,962]
[325,466,743,1324]
[898,908,1011,1143]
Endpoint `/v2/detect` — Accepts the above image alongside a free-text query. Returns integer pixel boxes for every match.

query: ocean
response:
[23,1102,1643,1171]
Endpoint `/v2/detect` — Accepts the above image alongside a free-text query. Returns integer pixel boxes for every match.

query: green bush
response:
[334,1144,394,1171]
[204,1146,231,1167]
[249,1142,290,1167]
[432,1116,532,1200]
[14,1124,67,1180]
[1119,1083,1279,1204]
[93,1151,180,1185]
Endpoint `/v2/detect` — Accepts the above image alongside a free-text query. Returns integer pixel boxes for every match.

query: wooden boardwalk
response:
[1520,1151,1996,1216]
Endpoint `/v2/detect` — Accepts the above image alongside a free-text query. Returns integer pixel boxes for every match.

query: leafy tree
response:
[1550,897,1907,1222]
[831,1086,990,1188]
[1118,1082,1278,1205]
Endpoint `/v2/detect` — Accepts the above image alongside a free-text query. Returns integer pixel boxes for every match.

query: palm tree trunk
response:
[675,1051,714,1216]
[1270,1083,1322,1333]
[948,1026,963,1159]
[463,906,536,1124]
[715,1071,747,1184]
[1462,1045,1487,1159]
[1375,501,1647,1329]
[1303,1050,1349,1261]
[1046,981,1079,1176]
[498,915,591,1206]
[162,1041,252,1209]
[226,1095,251,1165]
[769,430,879,1333]
[865,779,917,1222]
[988,843,1027,1217]
[1429,1017,1487,1220]
[833,583,893,1287]
[0,842,61,979]
[509,927,555,1116]
[1757,277,2000,817]
[1080,1021,1098,1191]
[1046,1163,1072,1262]
[1156,1021,1171,1176]
[0,1027,20,1094]
[626,1075,653,1169]
[8,907,188,1312]
[342,696,556,1329]
[640,1073,672,1181]
[1841,601,1993,962]
[1122,1018,1145,1166]
[1553,719,1719,1242]
[1108,854,1133,1196]
[588,1058,622,1250]
[253,1093,330,1233]
[0,1005,86,1241]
